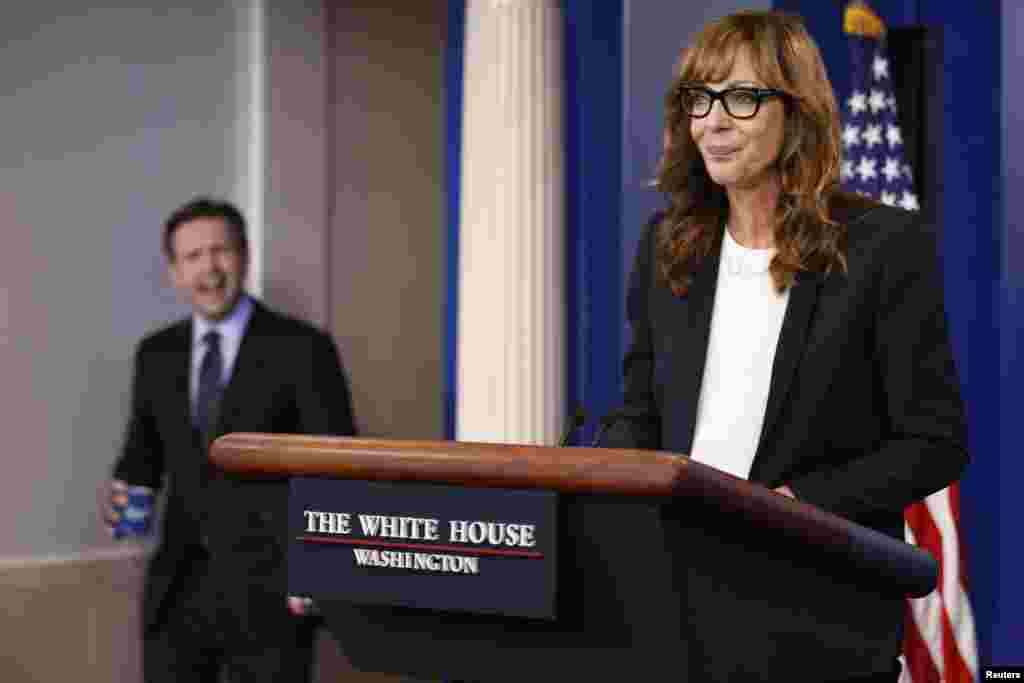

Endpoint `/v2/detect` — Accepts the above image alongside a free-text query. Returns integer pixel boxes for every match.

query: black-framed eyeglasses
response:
[678,85,788,120]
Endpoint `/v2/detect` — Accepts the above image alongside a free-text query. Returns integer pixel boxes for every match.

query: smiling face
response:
[689,48,787,193]
[167,216,247,321]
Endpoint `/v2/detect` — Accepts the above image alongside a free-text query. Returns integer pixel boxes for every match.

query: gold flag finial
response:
[843,0,886,38]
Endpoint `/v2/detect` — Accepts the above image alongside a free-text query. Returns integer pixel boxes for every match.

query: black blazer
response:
[114,299,357,635]
[606,198,968,540]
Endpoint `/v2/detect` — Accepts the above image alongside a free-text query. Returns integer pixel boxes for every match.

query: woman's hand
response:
[774,485,796,499]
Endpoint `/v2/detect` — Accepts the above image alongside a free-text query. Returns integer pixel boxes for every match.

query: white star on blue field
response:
[841,46,919,213]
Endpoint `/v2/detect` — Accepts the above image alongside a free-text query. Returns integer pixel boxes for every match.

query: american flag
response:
[840,3,978,681]
[840,31,917,208]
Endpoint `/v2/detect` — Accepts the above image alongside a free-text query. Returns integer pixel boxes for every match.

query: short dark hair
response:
[163,197,249,261]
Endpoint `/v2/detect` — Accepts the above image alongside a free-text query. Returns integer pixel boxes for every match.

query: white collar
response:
[192,294,254,347]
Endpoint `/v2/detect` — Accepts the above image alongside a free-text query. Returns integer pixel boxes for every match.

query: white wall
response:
[0,2,262,557]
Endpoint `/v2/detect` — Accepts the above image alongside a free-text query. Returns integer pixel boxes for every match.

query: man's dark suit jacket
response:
[603,196,969,668]
[113,299,356,639]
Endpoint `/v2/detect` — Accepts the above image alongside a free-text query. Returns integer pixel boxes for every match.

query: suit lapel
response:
[750,269,823,479]
[672,235,723,453]
[172,320,194,434]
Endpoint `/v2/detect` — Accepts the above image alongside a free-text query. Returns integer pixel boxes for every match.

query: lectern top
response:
[210,432,938,598]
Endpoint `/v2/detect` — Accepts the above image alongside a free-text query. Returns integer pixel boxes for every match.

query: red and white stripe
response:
[900,484,977,683]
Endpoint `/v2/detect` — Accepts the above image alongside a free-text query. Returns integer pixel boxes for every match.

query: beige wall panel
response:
[0,550,144,682]
[327,1,447,440]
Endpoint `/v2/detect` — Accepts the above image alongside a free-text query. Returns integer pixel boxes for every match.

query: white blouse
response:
[689,228,790,479]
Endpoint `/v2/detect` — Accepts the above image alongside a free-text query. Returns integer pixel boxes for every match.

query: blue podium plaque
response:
[288,477,558,619]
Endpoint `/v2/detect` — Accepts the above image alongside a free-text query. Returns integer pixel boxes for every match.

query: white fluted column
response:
[456,0,565,445]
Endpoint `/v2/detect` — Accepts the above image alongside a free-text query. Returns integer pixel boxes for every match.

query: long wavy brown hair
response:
[655,10,868,295]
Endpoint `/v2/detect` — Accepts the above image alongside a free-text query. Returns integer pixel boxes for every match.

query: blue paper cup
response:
[111,484,155,539]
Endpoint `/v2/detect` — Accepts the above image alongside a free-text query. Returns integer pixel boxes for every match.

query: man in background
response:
[104,197,357,682]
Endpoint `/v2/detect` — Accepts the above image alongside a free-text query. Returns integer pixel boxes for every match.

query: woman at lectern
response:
[601,9,967,682]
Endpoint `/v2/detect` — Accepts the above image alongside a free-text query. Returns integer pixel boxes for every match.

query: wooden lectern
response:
[211,433,936,682]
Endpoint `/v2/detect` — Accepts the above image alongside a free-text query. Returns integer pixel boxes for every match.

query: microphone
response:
[558,405,589,447]
[589,414,617,447]
[589,407,641,447]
